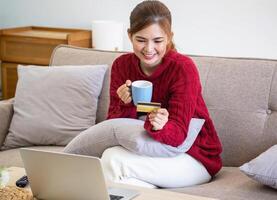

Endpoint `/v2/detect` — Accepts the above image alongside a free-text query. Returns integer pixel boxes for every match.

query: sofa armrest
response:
[0,98,14,148]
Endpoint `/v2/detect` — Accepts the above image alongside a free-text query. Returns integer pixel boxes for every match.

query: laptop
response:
[20,148,139,200]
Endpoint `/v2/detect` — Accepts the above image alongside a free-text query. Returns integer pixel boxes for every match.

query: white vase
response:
[0,170,10,188]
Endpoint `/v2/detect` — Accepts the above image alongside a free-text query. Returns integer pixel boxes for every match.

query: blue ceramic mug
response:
[131,80,153,105]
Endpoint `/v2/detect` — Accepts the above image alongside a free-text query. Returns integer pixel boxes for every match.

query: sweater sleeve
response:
[107,58,137,119]
[144,58,201,147]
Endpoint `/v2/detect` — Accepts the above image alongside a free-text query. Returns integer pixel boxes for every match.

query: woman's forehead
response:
[133,24,167,38]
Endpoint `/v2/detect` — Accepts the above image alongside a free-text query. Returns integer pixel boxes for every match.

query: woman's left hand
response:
[148,108,169,131]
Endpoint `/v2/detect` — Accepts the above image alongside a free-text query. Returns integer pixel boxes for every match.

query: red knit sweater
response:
[107,50,222,176]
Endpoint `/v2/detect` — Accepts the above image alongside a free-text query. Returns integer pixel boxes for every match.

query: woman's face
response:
[129,23,169,70]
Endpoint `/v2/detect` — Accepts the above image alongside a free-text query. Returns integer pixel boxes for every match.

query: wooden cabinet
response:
[1,63,18,99]
[0,26,92,99]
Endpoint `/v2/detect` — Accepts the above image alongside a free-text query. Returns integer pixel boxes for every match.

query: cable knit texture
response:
[107,50,222,176]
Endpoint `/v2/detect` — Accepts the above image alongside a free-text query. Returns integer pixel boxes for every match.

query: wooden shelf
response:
[0,26,92,99]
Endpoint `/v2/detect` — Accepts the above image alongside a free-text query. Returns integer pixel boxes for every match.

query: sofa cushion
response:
[0,99,14,147]
[170,167,277,200]
[240,144,277,189]
[195,57,277,166]
[2,65,107,150]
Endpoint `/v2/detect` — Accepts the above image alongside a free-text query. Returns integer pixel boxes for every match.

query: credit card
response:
[136,102,161,113]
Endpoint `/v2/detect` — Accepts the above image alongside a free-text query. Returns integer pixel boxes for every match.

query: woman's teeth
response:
[144,53,155,59]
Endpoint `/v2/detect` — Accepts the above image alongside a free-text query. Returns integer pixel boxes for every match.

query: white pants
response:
[101,146,211,188]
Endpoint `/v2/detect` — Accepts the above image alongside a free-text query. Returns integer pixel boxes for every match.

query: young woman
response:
[64,0,222,188]
[104,0,222,187]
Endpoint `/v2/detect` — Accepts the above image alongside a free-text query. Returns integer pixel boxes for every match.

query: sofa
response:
[0,44,276,199]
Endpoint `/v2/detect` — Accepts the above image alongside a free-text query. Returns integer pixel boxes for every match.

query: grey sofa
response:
[0,45,276,199]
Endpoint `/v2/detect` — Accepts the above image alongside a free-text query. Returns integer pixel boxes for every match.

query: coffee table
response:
[6,167,218,200]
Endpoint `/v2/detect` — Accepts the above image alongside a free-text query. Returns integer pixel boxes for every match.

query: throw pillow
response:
[2,64,108,150]
[63,118,205,157]
[115,118,205,157]
[240,145,277,189]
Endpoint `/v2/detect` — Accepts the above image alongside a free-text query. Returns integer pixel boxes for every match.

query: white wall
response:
[0,0,277,59]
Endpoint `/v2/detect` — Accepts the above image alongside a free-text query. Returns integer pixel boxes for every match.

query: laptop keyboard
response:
[109,194,124,200]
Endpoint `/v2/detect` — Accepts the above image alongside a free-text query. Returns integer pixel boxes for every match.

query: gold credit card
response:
[136,102,161,113]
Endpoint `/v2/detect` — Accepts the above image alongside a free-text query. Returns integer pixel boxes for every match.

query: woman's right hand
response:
[116,80,132,104]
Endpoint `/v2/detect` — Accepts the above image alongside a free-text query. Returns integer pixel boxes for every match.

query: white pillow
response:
[115,118,205,157]
[240,145,277,189]
[2,65,108,150]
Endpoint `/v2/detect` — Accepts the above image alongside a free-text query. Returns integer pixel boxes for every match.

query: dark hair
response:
[128,0,175,51]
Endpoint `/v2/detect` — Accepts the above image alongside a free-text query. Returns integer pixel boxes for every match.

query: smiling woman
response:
[127,0,174,75]
[129,24,169,75]
[64,0,222,188]
[105,0,222,187]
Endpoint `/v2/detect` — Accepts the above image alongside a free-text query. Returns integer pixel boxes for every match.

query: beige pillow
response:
[2,65,108,150]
